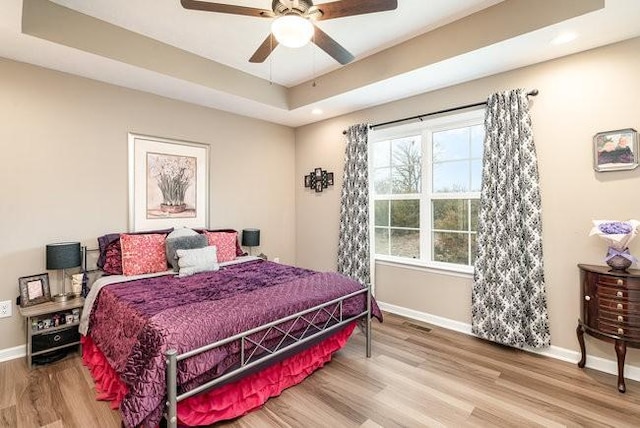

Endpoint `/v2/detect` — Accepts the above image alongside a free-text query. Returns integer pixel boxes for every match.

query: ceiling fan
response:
[180,0,398,65]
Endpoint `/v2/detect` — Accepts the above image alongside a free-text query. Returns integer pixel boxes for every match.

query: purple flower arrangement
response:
[589,220,640,268]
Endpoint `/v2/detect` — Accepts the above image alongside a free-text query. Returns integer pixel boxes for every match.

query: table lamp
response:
[241,229,260,256]
[46,242,81,302]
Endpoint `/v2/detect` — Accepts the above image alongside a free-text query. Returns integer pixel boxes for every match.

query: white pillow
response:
[176,245,219,277]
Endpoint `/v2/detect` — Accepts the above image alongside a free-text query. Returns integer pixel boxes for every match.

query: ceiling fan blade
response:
[249,34,279,63]
[180,0,273,18]
[316,0,398,21]
[313,26,354,65]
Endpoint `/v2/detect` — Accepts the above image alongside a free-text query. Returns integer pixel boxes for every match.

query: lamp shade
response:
[242,229,260,247]
[46,242,82,270]
[271,15,314,48]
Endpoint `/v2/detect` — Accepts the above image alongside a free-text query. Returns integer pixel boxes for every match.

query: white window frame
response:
[369,108,485,275]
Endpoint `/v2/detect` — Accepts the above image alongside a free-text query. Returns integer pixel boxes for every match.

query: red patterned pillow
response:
[203,231,237,263]
[103,240,123,275]
[120,234,168,276]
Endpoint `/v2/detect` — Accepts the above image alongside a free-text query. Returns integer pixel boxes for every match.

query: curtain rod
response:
[342,89,539,135]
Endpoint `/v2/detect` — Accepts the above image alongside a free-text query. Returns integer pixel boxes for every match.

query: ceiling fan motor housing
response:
[272,0,321,20]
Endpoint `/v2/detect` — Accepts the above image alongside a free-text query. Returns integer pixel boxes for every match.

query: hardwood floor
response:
[2,313,639,427]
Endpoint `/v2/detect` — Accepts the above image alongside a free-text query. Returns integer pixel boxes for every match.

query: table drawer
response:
[598,321,640,340]
[597,286,640,301]
[597,275,640,289]
[32,328,80,353]
[599,310,640,326]
[598,298,640,315]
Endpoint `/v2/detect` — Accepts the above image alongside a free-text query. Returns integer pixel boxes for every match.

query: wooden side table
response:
[19,297,84,369]
[577,264,640,392]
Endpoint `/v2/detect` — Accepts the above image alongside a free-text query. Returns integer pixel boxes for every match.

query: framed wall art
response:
[19,273,51,307]
[593,128,638,172]
[128,133,209,231]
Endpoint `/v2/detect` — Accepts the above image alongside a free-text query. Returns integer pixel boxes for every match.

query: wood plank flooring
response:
[1,312,639,427]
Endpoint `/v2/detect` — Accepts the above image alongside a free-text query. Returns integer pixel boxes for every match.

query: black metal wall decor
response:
[304,168,334,193]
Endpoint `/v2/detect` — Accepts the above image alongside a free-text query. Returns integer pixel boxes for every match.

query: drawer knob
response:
[618,328,624,335]
[584,295,591,301]
[617,291,624,298]
[617,303,623,310]
[617,279,623,286]
[53,334,61,342]
[618,315,624,322]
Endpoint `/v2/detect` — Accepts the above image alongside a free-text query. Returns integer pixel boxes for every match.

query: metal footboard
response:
[165,286,373,428]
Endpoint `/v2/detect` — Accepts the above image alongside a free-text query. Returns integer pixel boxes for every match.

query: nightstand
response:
[19,297,84,369]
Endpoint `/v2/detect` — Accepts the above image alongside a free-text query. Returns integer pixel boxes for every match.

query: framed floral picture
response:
[19,273,51,307]
[128,133,209,231]
[593,128,638,172]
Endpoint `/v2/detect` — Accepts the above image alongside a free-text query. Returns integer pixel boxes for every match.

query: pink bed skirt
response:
[82,322,356,426]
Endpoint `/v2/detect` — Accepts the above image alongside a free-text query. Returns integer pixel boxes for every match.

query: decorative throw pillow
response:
[97,228,173,274]
[120,233,168,276]
[196,228,246,257]
[203,231,238,263]
[166,234,208,271]
[177,246,219,277]
[103,240,123,275]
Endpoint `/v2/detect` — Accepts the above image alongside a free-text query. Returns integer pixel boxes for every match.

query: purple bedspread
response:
[88,260,382,428]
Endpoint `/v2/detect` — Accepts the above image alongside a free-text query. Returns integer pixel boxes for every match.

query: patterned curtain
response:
[337,123,370,286]
[471,89,550,349]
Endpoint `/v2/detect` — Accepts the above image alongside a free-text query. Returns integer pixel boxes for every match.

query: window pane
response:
[471,159,482,192]
[373,167,391,194]
[390,229,420,258]
[433,128,470,162]
[392,164,421,193]
[390,136,421,194]
[373,140,391,168]
[374,200,389,227]
[471,125,484,159]
[433,232,469,265]
[390,199,419,228]
[470,199,479,231]
[433,199,468,231]
[433,160,470,193]
[375,228,389,255]
[391,137,421,166]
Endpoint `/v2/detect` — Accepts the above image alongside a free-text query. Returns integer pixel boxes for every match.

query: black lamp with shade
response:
[241,229,260,256]
[46,242,82,302]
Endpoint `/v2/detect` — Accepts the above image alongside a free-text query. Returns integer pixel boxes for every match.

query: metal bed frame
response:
[164,285,372,428]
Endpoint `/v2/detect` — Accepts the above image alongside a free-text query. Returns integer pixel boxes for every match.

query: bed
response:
[80,240,381,428]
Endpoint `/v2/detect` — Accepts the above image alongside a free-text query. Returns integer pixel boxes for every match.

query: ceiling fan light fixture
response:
[271,15,314,48]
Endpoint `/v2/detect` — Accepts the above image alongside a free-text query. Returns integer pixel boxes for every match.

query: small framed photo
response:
[304,175,311,188]
[315,168,322,178]
[19,273,51,307]
[315,179,323,192]
[593,128,638,172]
[327,172,334,186]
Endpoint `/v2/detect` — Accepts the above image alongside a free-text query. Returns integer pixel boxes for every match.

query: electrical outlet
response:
[0,300,12,318]
[273,257,280,263]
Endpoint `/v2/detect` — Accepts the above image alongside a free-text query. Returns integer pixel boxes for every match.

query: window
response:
[370,109,484,272]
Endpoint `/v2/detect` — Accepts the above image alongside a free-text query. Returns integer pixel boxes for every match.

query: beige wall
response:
[0,58,295,351]
[295,37,640,365]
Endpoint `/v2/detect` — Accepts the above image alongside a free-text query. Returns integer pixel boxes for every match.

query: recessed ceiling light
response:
[311,108,323,115]
[551,32,578,45]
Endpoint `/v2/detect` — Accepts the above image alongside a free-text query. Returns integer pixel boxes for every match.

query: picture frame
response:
[327,172,334,186]
[128,133,209,231]
[304,175,311,188]
[19,273,51,307]
[593,128,638,172]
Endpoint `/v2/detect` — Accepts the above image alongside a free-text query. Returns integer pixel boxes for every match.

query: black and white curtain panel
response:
[337,123,370,287]
[471,89,550,349]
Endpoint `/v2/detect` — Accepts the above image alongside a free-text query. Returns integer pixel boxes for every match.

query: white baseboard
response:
[378,301,640,383]
[0,344,25,363]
